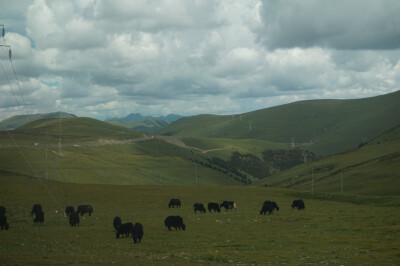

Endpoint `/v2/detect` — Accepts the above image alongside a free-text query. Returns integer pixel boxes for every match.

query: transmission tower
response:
[290,137,295,147]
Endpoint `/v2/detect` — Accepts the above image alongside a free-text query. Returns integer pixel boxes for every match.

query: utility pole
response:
[303,151,308,163]
[290,137,295,148]
[195,165,198,185]
[340,171,343,193]
[311,168,314,194]
[59,111,62,155]
[45,131,48,182]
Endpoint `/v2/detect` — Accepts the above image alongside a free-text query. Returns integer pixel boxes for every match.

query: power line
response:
[0,25,64,211]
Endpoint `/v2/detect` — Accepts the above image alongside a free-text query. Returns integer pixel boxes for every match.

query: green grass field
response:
[0,173,399,265]
[0,140,242,186]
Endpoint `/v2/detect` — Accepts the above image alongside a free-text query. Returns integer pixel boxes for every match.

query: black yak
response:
[193,203,206,214]
[77,205,93,216]
[0,215,9,230]
[132,223,143,244]
[164,216,185,231]
[31,204,42,216]
[220,201,236,211]
[291,199,305,210]
[65,206,75,217]
[260,200,279,215]
[113,216,122,230]
[34,210,44,224]
[207,202,221,213]
[0,206,6,216]
[168,199,181,208]
[116,222,134,239]
[69,211,80,227]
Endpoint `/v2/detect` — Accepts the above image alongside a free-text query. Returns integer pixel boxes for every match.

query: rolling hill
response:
[0,117,243,186]
[157,90,400,157]
[0,91,399,195]
[0,112,76,131]
[255,125,400,196]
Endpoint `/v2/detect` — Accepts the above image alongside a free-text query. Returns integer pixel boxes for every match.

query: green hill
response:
[0,112,76,131]
[158,91,400,157]
[0,117,143,145]
[0,117,242,186]
[255,125,400,196]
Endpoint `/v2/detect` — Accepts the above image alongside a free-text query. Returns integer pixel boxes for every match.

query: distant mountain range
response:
[105,113,184,132]
[0,112,183,133]
[105,113,183,122]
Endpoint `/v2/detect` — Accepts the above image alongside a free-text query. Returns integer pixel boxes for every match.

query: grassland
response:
[0,173,399,265]
[157,90,400,157]
[1,102,399,264]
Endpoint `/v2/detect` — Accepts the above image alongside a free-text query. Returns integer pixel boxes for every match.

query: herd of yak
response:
[0,199,305,244]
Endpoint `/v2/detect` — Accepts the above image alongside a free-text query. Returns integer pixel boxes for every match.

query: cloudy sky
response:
[0,0,399,120]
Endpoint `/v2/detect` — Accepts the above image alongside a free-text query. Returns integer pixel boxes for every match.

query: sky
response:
[0,0,399,120]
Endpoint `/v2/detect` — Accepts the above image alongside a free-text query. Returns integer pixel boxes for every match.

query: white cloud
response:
[0,0,398,120]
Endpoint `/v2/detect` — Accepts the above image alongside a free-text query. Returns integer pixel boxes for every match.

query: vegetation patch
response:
[287,191,400,207]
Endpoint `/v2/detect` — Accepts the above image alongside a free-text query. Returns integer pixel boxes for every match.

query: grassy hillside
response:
[4,117,144,144]
[256,126,400,196]
[158,91,400,156]
[0,118,242,186]
[0,112,76,131]
[0,173,399,265]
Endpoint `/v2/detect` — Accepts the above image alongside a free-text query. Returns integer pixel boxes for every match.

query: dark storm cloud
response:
[257,0,400,50]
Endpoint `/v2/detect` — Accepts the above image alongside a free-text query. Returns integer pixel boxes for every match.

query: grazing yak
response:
[116,222,134,239]
[132,223,144,244]
[164,216,185,231]
[31,204,42,216]
[65,206,75,217]
[291,199,305,210]
[69,212,80,227]
[0,215,9,230]
[193,203,206,214]
[220,201,236,211]
[34,210,44,224]
[260,200,279,215]
[77,205,93,216]
[0,206,6,216]
[208,202,221,213]
[168,199,181,208]
[113,216,122,230]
